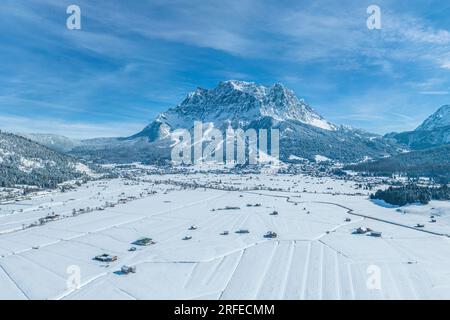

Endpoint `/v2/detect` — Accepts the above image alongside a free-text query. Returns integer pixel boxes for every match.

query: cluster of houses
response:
[212,206,242,211]
[25,185,162,232]
[264,231,277,238]
[38,213,61,225]
[353,226,382,237]
[118,195,137,204]
[246,203,262,207]
[93,236,159,275]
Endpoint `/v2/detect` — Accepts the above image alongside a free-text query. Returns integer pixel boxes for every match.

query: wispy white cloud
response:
[419,91,449,95]
[1,0,450,138]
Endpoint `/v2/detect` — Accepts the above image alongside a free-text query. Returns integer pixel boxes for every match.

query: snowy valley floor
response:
[0,173,450,300]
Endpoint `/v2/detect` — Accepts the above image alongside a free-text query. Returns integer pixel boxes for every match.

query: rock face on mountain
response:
[0,131,88,188]
[386,105,450,150]
[131,80,336,142]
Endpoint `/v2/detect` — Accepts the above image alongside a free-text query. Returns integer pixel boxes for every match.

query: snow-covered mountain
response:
[356,105,450,180]
[416,105,450,131]
[131,80,335,142]
[67,80,401,164]
[0,131,90,188]
[386,105,450,150]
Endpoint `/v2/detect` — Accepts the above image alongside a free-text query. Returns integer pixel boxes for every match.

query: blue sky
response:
[1,0,450,138]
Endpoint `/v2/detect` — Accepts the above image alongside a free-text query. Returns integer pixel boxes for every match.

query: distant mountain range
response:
[19,133,81,153]
[385,105,450,150]
[3,80,448,189]
[23,80,403,164]
[11,80,450,180]
[349,105,450,181]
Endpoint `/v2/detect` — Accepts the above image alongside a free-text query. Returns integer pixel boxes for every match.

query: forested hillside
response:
[0,131,88,188]
[346,145,450,183]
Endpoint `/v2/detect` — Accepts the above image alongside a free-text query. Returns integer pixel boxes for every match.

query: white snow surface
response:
[315,155,330,162]
[0,174,449,300]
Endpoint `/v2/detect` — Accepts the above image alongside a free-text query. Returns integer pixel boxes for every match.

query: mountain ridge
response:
[131,80,336,142]
[385,105,450,150]
[416,105,450,131]
[18,80,404,164]
[351,104,450,180]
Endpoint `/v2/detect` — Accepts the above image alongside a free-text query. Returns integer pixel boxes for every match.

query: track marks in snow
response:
[220,242,277,299]
[304,241,324,299]
[0,263,29,299]
[219,240,354,300]
[256,241,294,299]
[283,241,310,299]
[185,251,242,297]
[0,254,67,299]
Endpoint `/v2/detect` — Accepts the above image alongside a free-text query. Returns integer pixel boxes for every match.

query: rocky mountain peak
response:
[416,105,450,131]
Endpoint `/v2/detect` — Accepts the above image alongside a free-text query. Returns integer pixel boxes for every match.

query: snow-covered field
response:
[0,173,449,300]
